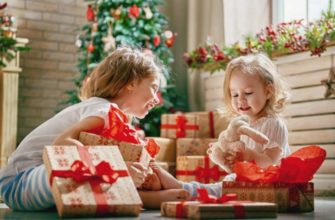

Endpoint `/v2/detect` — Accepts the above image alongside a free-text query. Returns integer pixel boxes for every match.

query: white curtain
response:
[186,0,271,111]
[187,0,226,111]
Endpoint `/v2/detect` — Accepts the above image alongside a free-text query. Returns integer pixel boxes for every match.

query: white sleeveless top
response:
[240,115,291,163]
[0,97,112,178]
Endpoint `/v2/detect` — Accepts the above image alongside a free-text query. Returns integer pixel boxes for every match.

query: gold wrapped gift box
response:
[222,181,314,213]
[43,145,142,217]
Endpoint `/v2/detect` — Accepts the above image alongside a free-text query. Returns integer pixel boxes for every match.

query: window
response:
[272,0,335,24]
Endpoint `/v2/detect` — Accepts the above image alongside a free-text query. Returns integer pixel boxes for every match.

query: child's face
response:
[229,70,271,121]
[124,74,160,119]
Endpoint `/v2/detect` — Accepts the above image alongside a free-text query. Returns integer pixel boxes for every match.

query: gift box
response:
[177,138,216,156]
[160,112,228,138]
[161,201,277,219]
[79,132,152,168]
[161,190,277,219]
[147,137,176,162]
[224,145,327,213]
[176,156,227,183]
[43,145,142,217]
[222,181,313,213]
[156,161,176,176]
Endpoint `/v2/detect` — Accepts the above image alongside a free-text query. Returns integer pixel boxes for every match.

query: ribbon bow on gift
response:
[50,160,129,186]
[176,115,187,137]
[196,188,237,203]
[233,145,327,183]
[100,105,141,144]
[195,165,227,183]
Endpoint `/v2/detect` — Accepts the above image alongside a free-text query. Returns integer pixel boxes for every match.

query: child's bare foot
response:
[139,172,162,191]
[150,160,182,189]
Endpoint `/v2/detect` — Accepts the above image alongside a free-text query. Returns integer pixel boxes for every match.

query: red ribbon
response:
[176,201,187,218]
[97,105,141,144]
[176,156,227,183]
[161,114,199,138]
[197,188,237,203]
[196,189,247,218]
[50,146,129,214]
[50,160,129,186]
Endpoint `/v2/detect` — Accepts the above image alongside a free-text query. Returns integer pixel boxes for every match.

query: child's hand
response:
[126,162,147,188]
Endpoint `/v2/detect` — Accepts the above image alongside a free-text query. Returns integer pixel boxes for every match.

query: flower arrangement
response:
[183,6,335,73]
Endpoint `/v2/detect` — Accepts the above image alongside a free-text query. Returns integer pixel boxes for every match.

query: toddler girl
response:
[152,53,291,201]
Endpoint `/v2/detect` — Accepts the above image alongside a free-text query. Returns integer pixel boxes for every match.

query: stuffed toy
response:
[207,115,269,173]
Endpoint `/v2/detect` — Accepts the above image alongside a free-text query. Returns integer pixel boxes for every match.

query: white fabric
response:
[186,0,225,111]
[0,97,111,178]
[240,115,291,160]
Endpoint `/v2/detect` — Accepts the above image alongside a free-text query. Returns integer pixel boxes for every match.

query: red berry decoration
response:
[86,5,95,21]
[87,43,95,53]
[153,35,161,47]
[129,5,140,18]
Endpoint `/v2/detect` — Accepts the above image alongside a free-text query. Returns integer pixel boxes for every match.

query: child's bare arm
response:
[52,116,104,145]
[243,146,282,168]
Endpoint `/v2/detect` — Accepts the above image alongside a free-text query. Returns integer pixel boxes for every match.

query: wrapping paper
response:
[222,146,326,213]
[176,156,227,183]
[160,112,228,138]
[79,132,152,168]
[43,145,142,217]
[177,138,216,156]
[147,137,176,162]
[233,145,327,183]
[156,161,176,176]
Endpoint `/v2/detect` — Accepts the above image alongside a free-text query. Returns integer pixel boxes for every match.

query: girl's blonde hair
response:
[80,46,162,100]
[223,53,290,118]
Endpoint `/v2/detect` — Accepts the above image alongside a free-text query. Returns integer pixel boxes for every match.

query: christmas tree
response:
[67,0,185,136]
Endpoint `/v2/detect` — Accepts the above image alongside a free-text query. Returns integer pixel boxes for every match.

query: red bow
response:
[50,160,129,186]
[176,115,187,137]
[197,189,237,203]
[195,165,225,183]
[100,105,141,144]
[233,145,326,183]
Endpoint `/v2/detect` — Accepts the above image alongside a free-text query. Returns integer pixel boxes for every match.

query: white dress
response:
[182,115,291,197]
[241,115,291,159]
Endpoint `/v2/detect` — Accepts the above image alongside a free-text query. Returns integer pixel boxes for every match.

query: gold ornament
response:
[102,20,116,52]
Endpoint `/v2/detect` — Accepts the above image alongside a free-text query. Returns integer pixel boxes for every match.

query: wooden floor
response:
[0,197,334,220]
